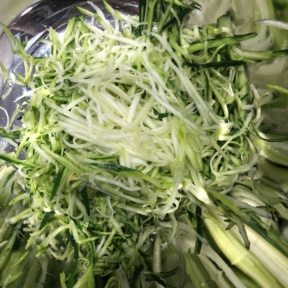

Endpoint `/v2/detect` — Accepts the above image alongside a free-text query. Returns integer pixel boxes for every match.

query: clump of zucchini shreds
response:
[0,0,288,287]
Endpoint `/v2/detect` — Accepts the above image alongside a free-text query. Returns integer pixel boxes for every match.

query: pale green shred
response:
[0,0,288,287]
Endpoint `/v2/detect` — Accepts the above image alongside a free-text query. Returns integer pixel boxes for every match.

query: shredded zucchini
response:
[0,0,288,287]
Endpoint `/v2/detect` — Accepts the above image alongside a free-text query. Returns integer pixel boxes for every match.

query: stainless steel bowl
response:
[0,1,287,287]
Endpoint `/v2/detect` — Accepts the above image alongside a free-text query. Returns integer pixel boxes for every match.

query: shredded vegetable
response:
[0,0,288,287]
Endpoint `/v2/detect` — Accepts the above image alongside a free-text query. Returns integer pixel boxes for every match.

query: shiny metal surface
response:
[9,0,138,38]
[0,0,37,25]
